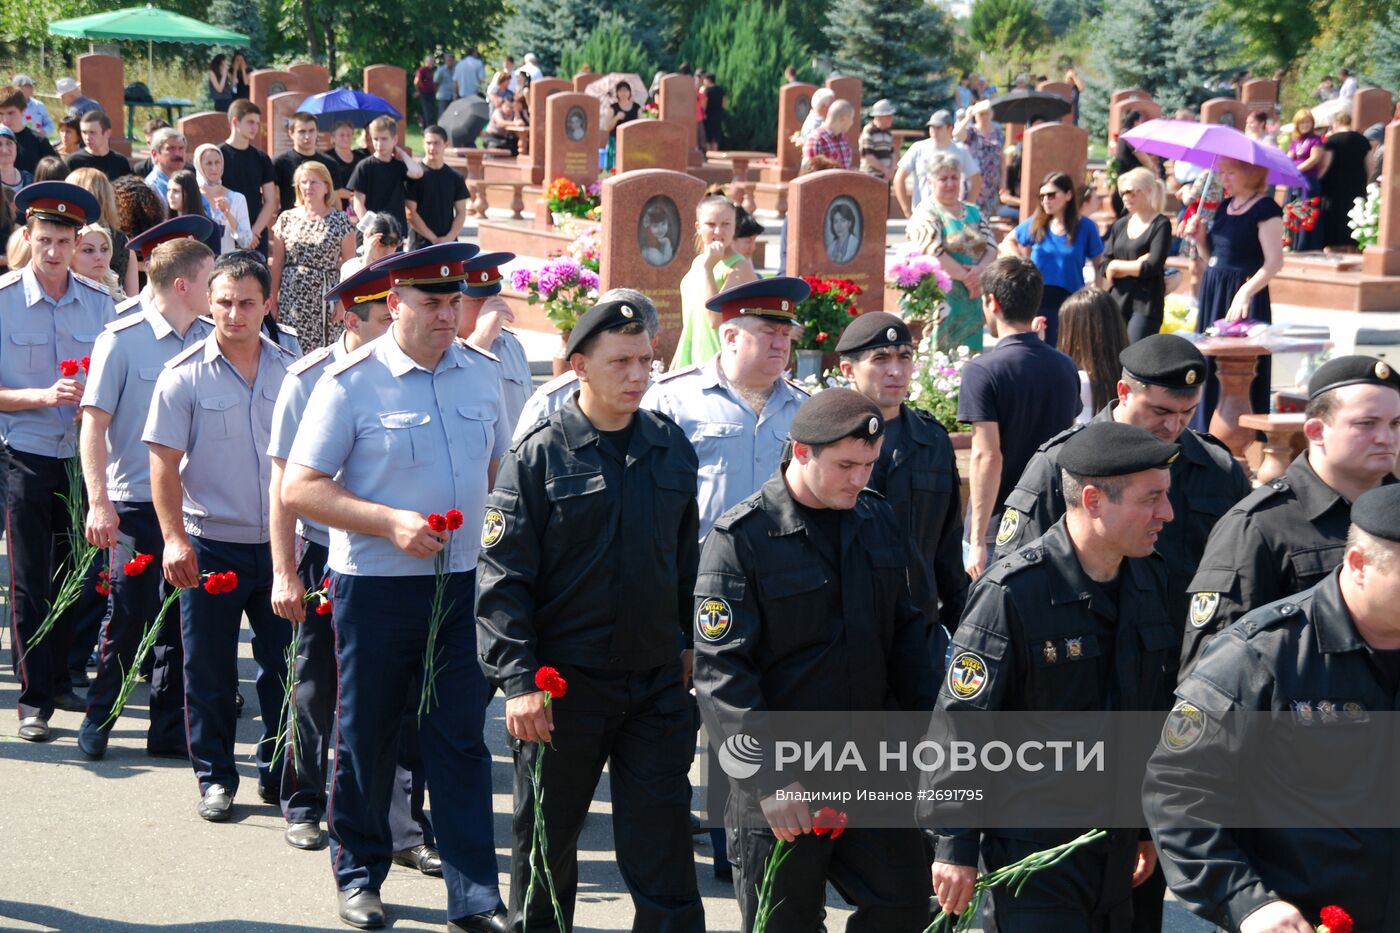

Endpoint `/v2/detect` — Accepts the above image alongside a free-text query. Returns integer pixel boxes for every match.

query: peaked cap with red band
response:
[377,242,481,293]
[127,215,217,257]
[14,182,100,229]
[704,275,810,324]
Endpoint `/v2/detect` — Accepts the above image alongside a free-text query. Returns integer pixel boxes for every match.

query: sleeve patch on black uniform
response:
[696,597,733,642]
[947,652,989,700]
[1161,701,1205,751]
[994,509,1019,547]
[481,507,506,549]
[1189,592,1219,628]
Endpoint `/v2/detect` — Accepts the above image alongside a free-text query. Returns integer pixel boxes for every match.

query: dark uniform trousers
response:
[280,537,435,853]
[180,536,290,795]
[510,661,702,933]
[327,571,498,921]
[6,445,106,719]
[982,832,1139,933]
[85,500,186,750]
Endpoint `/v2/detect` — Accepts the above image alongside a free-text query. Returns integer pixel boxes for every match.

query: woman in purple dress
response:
[1192,156,1285,432]
[1287,108,1326,252]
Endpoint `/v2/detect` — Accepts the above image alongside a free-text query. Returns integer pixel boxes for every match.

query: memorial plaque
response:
[1020,123,1089,222]
[1240,79,1278,112]
[616,120,688,173]
[179,111,229,153]
[600,169,707,363]
[363,64,408,145]
[785,169,887,313]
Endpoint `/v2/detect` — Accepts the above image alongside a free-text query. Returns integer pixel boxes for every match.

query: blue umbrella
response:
[297,88,402,130]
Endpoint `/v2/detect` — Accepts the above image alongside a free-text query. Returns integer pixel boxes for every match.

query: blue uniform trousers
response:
[327,571,500,919]
[179,536,290,795]
[280,539,435,853]
[85,501,186,751]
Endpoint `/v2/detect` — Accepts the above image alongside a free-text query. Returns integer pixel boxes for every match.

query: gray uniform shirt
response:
[268,337,347,548]
[143,332,294,544]
[83,300,212,501]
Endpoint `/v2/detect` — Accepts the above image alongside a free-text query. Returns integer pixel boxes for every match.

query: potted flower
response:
[886,250,952,340]
[546,178,601,226]
[908,338,975,445]
[566,226,601,273]
[511,258,600,374]
[642,101,660,120]
[791,276,862,377]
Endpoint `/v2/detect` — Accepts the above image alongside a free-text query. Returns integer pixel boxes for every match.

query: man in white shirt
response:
[453,49,485,100]
[894,110,981,214]
[1339,67,1358,100]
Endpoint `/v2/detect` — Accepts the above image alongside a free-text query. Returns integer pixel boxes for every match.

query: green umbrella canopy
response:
[47,6,248,44]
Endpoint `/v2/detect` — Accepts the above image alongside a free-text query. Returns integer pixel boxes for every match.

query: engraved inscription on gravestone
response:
[824,196,862,265]
[566,106,588,142]
[638,196,681,268]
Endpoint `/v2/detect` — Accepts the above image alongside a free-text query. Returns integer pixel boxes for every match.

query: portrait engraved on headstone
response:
[823,196,862,265]
[795,94,812,124]
[638,195,681,268]
[565,106,588,142]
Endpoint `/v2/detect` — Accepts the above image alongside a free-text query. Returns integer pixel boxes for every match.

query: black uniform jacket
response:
[1146,571,1400,933]
[476,397,699,699]
[1181,453,1396,675]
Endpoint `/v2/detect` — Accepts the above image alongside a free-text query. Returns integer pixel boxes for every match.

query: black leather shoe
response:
[197,784,233,822]
[69,669,90,688]
[447,908,508,933]
[285,821,328,850]
[53,691,86,712]
[338,888,385,929]
[78,717,110,759]
[257,782,279,805]
[392,844,442,877]
[146,743,188,759]
[17,717,51,742]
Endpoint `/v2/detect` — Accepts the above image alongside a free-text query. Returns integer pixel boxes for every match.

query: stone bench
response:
[445,150,528,219]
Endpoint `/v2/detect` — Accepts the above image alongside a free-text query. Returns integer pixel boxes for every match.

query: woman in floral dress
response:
[269,161,356,350]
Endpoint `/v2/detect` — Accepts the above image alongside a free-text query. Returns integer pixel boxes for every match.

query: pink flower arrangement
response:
[886,250,952,323]
[512,257,599,333]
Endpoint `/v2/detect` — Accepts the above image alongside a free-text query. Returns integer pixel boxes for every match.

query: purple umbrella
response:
[1120,118,1305,188]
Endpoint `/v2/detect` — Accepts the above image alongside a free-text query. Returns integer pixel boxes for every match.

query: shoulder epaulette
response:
[509,414,554,451]
[325,343,375,376]
[107,313,146,333]
[277,322,298,336]
[165,340,205,368]
[1193,430,1238,461]
[983,544,1046,583]
[460,340,499,363]
[784,377,811,396]
[197,314,214,326]
[287,344,335,376]
[712,495,762,532]
[1235,599,1306,639]
[1036,421,1085,453]
[540,370,579,394]
[114,294,142,315]
[0,269,22,289]
[654,364,700,383]
[71,272,110,296]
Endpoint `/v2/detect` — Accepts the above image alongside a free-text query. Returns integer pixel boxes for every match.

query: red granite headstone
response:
[785,169,888,314]
[825,76,863,154]
[536,92,603,229]
[1352,88,1395,133]
[363,65,408,145]
[573,73,602,93]
[525,78,571,181]
[600,168,706,363]
[250,70,298,150]
[1020,123,1089,222]
[1200,98,1248,128]
[658,74,701,166]
[179,111,230,153]
[289,63,330,95]
[1240,79,1278,111]
[616,120,688,173]
[1363,122,1400,275]
[1108,96,1160,147]
[770,83,818,181]
[77,54,127,151]
[1037,81,1075,125]
[267,91,303,158]
[1110,88,1148,106]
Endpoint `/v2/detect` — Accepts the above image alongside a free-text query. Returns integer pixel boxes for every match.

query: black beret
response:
[790,388,884,446]
[1059,421,1179,476]
[835,312,912,354]
[1352,485,1400,543]
[1119,334,1207,390]
[564,298,646,357]
[1307,355,1400,400]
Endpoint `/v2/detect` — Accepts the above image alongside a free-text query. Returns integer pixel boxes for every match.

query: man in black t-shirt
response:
[66,111,134,181]
[273,111,337,212]
[347,115,423,234]
[0,85,56,175]
[219,100,277,254]
[405,125,468,250]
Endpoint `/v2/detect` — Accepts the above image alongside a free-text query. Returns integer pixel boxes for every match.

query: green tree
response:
[207,0,265,63]
[823,0,955,126]
[1035,0,1100,36]
[1081,0,1237,137]
[968,0,1050,61]
[676,0,814,150]
[501,0,672,76]
[559,16,659,78]
[1368,9,1400,92]
[1210,0,1317,72]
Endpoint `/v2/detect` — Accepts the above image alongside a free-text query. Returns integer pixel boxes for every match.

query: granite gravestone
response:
[1240,79,1278,116]
[267,91,303,157]
[1020,123,1089,222]
[1108,95,1160,146]
[825,76,863,154]
[573,73,602,93]
[600,168,706,363]
[1037,81,1075,125]
[615,120,688,173]
[785,169,888,314]
[769,83,818,182]
[289,63,330,95]
[1363,121,1400,276]
[1200,98,1248,127]
[1352,88,1395,134]
[539,92,603,228]
[179,111,229,153]
[658,74,701,166]
[363,65,408,145]
[250,70,298,149]
[77,54,127,150]
[524,78,571,181]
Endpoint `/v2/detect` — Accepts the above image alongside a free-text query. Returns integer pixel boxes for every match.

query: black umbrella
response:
[988,90,1072,125]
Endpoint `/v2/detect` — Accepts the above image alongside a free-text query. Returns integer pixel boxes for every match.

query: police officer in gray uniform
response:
[453,252,533,434]
[835,311,967,639]
[513,287,661,443]
[77,234,215,759]
[283,243,508,932]
[695,388,937,932]
[930,422,1180,933]
[1145,483,1400,933]
[267,259,440,873]
[478,298,705,933]
[143,251,295,820]
[0,181,115,742]
[1181,355,1400,674]
[642,277,810,540]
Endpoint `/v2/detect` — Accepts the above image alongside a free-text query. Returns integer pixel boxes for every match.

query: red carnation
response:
[315,599,333,616]
[812,806,848,839]
[815,332,828,343]
[59,359,80,378]
[427,513,448,533]
[124,559,143,576]
[81,356,91,373]
[1320,906,1354,933]
[96,568,112,596]
[445,508,464,531]
[534,665,568,700]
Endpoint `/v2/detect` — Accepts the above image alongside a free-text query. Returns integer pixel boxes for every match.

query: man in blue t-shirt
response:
[956,256,1082,577]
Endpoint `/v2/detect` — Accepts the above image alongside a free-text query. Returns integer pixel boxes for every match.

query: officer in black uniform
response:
[835,312,966,648]
[1145,483,1400,933]
[930,421,1180,933]
[994,334,1249,689]
[476,299,705,933]
[1181,355,1400,674]
[695,388,937,933]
